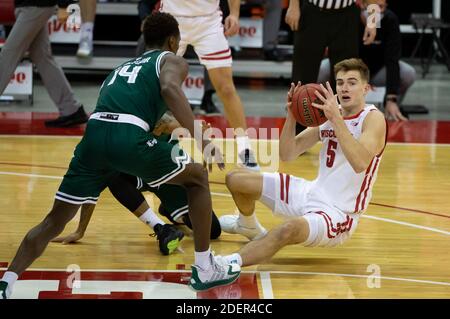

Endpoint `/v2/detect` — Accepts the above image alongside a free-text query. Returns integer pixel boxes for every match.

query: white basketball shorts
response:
[260,172,359,247]
[175,11,232,69]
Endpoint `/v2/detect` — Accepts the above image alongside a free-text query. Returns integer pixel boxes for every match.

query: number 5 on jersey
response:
[326,140,338,168]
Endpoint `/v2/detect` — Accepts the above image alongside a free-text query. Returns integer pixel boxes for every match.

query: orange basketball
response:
[290,83,328,127]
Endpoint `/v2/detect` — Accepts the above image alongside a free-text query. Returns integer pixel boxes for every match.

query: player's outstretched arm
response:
[51,204,95,244]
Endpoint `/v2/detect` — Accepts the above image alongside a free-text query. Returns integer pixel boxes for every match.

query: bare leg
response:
[7,200,80,275]
[78,0,96,57]
[207,67,248,133]
[80,0,96,23]
[238,217,310,266]
[132,201,149,218]
[226,169,263,215]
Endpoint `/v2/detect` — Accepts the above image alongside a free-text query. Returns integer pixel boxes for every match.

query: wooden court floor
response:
[0,135,449,299]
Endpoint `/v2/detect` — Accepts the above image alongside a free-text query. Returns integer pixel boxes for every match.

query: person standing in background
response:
[160,0,260,170]
[285,0,376,133]
[0,0,88,127]
[77,0,96,58]
[317,0,413,121]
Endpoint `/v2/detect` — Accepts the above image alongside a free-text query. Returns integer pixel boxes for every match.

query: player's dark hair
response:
[143,12,179,48]
[334,58,370,82]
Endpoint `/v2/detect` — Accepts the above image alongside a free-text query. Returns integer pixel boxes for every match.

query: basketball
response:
[290,83,328,127]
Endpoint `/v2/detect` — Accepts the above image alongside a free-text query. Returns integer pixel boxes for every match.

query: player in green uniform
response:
[0,12,240,299]
[51,121,222,253]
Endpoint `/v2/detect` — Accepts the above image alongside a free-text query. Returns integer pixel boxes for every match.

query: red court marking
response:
[370,202,450,219]
[0,269,260,299]
[210,180,450,219]
[0,262,8,268]
[2,112,450,143]
[176,264,186,270]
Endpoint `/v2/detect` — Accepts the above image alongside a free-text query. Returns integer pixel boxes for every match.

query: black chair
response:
[410,13,450,78]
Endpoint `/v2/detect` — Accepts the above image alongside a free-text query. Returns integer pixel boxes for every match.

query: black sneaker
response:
[0,281,10,299]
[45,105,89,128]
[238,149,260,171]
[152,224,184,255]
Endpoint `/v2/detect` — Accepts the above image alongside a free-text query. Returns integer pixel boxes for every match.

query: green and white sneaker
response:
[189,254,241,292]
[0,281,11,299]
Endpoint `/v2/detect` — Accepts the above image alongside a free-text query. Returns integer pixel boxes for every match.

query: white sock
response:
[238,211,258,228]
[1,271,18,297]
[224,253,243,266]
[80,22,94,40]
[236,135,251,155]
[1,271,18,286]
[139,208,165,229]
[194,247,211,270]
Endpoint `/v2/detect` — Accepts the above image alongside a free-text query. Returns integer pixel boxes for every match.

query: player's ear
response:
[168,34,179,53]
[363,81,370,95]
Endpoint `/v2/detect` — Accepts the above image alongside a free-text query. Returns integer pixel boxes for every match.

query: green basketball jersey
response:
[95,50,172,130]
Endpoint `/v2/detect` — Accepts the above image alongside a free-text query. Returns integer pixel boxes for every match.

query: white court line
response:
[0,171,62,180]
[1,171,449,237]
[211,191,450,236]
[361,214,450,236]
[259,272,274,299]
[264,271,450,287]
[0,267,449,288]
[0,135,82,139]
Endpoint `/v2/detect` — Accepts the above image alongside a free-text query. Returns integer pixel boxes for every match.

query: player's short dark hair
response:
[143,12,179,48]
[334,58,370,82]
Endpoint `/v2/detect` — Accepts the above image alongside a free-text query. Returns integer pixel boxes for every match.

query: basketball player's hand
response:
[202,142,225,172]
[385,101,408,121]
[285,81,302,118]
[285,2,300,31]
[51,232,84,245]
[363,26,377,45]
[312,81,342,123]
[201,120,212,134]
[57,7,70,24]
[224,15,240,37]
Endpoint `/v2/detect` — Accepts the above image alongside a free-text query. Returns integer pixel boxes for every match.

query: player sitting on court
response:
[217,58,387,267]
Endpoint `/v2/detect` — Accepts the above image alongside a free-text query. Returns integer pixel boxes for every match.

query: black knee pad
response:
[108,173,146,212]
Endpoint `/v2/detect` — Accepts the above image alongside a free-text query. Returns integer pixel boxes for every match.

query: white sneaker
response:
[77,37,93,58]
[189,253,241,292]
[219,214,267,240]
[0,281,11,299]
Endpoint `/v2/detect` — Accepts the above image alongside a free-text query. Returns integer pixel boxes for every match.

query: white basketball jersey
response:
[310,105,386,215]
[161,0,219,17]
